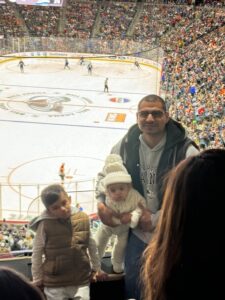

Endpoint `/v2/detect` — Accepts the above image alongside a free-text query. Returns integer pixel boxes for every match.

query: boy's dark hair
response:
[41,184,65,208]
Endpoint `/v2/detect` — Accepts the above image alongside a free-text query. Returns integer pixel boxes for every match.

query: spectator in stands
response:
[96,94,199,300]
[0,223,34,253]
[0,266,44,300]
[142,148,225,300]
[30,184,107,300]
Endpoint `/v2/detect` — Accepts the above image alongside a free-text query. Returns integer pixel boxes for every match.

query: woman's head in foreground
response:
[142,149,225,300]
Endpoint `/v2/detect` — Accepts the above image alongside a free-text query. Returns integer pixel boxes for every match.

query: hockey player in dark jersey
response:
[79,56,85,66]
[87,62,93,75]
[134,59,141,69]
[64,58,70,70]
[104,78,109,93]
[18,60,25,73]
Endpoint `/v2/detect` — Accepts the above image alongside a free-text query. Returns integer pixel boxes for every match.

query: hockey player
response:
[79,56,85,66]
[18,60,25,73]
[134,59,141,69]
[59,163,65,183]
[87,62,93,75]
[64,58,70,70]
[104,78,109,93]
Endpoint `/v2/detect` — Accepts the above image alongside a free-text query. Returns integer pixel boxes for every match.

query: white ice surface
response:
[0,58,160,219]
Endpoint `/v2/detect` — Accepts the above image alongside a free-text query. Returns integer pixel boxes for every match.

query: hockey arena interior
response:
[0,0,224,299]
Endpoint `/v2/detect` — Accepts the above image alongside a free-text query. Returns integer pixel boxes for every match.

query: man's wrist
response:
[32,279,43,286]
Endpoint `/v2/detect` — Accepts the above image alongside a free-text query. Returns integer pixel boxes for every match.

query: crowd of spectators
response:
[0,2,26,37]
[63,0,98,38]
[0,222,34,256]
[98,2,137,39]
[158,6,225,148]
[17,5,60,37]
[0,0,224,149]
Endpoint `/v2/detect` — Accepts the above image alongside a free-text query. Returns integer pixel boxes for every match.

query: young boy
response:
[30,184,107,300]
[95,154,145,274]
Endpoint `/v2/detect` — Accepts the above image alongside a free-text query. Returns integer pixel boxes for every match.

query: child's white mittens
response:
[130,207,142,228]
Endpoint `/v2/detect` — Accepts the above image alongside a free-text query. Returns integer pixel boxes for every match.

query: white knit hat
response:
[103,154,132,187]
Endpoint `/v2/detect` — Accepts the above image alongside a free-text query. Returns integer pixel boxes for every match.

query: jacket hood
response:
[29,210,57,232]
[165,118,187,149]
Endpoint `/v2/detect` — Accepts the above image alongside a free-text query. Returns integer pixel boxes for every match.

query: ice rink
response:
[0,57,160,219]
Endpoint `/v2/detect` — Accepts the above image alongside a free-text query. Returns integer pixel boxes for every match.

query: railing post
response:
[0,184,2,220]
[75,182,78,205]
[19,184,22,218]
[92,178,95,213]
[17,38,20,53]
[37,184,40,216]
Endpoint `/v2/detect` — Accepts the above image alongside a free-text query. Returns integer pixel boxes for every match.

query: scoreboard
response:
[1,0,65,6]
[16,0,64,6]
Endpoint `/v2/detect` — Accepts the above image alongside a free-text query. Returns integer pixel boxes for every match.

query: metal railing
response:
[0,178,97,221]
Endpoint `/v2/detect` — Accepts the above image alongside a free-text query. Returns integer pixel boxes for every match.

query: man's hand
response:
[90,270,109,282]
[120,212,131,224]
[138,208,152,232]
[32,280,45,295]
[97,202,118,227]
[32,279,43,287]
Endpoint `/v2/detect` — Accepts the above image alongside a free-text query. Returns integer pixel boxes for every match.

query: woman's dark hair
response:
[0,267,44,300]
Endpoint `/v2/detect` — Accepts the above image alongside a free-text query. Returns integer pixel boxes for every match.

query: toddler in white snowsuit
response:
[95,154,145,273]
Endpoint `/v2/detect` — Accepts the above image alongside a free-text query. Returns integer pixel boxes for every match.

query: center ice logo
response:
[27,95,70,113]
[0,92,92,117]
